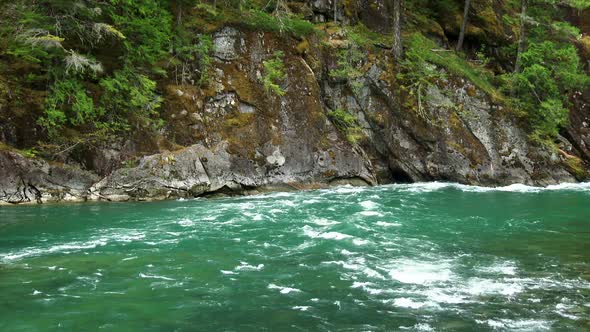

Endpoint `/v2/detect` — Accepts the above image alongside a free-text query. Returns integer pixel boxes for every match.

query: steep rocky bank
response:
[1,1,589,205]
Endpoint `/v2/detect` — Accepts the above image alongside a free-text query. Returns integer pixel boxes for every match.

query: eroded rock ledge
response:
[0,140,374,204]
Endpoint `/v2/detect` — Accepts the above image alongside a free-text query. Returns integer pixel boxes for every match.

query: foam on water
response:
[375,221,402,227]
[138,273,175,281]
[268,284,301,294]
[389,181,590,193]
[465,278,524,296]
[330,185,368,194]
[302,225,352,241]
[392,298,435,309]
[234,262,265,271]
[1,238,109,262]
[388,260,454,285]
[311,218,340,226]
[359,200,378,209]
[358,211,384,217]
[478,261,518,276]
[178,218,194,227]
[292,306,311,311]
[400,323,435,331]
[478,319,553,331]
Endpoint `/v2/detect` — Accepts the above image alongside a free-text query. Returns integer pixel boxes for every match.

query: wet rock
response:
[0,150,98,205]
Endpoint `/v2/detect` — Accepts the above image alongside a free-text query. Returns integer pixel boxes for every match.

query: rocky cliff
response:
[1,1,589,205]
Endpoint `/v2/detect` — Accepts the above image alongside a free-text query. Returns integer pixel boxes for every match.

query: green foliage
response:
[519,42,588,92]
[403,33,502,101]
[107,0,172,66]
[398,39,445,85]
[171,28,214,86]
[241,10,315,37]
[327,108,364,144]
[397,36,448,120]
[196,2,220,17]
[1,0,171,140]
[7,38,54,64]
[39,79,102,136]
[20,147,39,158]
[551,22,581,39]
[329,27,370,94]
[330,47,364,82]
[2,0,590,156]
[99,68,163,130]
[262,51,287,96]
[345,23,390,49]
[503,41,589,141]
[567,0,590,10]
[195,35,214,86]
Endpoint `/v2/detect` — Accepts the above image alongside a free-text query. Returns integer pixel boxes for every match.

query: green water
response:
[1,183,590,331]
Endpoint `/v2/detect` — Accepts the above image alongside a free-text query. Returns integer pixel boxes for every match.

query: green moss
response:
[564,155,589,180]
[190,7,316,38]
[225,113,254,128]
[295,39,310,55]
[327,108,364,145]
[0,141,40,159]
[344,23,391,50]
[403,33,504,102]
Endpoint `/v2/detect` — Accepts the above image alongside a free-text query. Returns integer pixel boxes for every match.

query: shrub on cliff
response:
[262,51,287,96]
[503,41,589,142]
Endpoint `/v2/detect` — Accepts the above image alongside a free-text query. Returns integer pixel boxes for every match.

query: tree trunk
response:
[514,0,528,73]
[392,0,403,60]
[334,0,337,23]
[456,0,471,51]
[176,2,182,27]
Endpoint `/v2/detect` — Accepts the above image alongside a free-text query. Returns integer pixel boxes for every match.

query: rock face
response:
[322,67,575,186]
[0,150,98,204]
[89,140,373,201]
[0,19,588,205]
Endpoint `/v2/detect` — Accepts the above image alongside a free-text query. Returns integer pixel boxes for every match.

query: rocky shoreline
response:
[3,15,590,205]
[0,138,581,205]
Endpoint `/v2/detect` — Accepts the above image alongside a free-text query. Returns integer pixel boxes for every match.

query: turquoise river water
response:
[1,183,590,331]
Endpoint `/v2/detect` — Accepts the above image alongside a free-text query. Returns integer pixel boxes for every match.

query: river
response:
[1,183,589,331]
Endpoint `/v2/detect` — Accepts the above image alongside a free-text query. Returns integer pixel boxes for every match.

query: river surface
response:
[1,183,589,331]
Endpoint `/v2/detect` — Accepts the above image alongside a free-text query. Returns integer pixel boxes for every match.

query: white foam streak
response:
[138,273,175,281]
[292,306,310,311]
[302,225,352,240]
[388,181,590,193]
[311,218,340,226]
[235,262,264,271]
[375,221,401,227]
[478,319,553,331]
[178,219,194,227]
[268,284,301,294]
[388,260,454,285]
[466,278,524,296]
[359,200,378,209]
[1,239,108,261]
[392,298,433,309]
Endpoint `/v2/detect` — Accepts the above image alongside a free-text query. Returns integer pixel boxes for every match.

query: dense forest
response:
[1,0,590,204]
